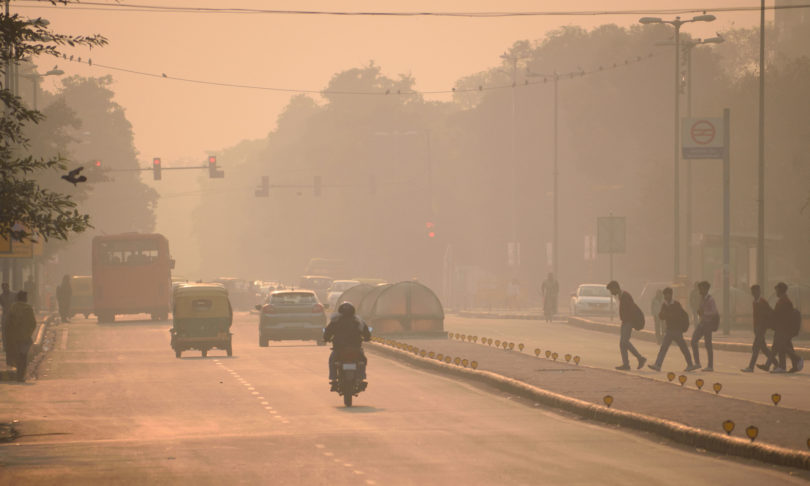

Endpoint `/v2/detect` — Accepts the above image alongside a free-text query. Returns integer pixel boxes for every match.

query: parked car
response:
[325,280,360,309]
[256,290,327,347]
[215,277,262,311]
[570,284,614,316]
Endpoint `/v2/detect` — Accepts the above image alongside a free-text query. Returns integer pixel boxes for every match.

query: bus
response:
[92,233,173,322]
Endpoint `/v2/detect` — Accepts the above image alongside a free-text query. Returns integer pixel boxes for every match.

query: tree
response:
[0,3,106,242]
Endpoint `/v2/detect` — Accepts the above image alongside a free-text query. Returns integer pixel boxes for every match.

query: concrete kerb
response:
[367,341,810,471]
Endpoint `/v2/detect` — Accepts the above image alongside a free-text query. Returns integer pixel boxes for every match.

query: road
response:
[1,313,806,484]
[445,315,810,411]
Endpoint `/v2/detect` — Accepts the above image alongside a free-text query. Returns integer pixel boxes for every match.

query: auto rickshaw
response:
[171,283,233,358]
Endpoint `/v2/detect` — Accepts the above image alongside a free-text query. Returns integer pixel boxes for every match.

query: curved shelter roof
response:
[359,281,444,334]
[336,283,376,310]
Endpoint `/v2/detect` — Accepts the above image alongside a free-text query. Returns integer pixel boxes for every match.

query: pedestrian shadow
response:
[335,406,383,414]
[96,320,167,326]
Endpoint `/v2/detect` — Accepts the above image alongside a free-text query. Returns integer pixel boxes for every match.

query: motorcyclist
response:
[323,302,371,391]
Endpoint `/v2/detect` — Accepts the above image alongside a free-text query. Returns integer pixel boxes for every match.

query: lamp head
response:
[639,17,662,24]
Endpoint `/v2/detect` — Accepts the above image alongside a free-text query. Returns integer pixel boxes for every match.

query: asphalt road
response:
[1,313,806,484]
[445,315,810,411]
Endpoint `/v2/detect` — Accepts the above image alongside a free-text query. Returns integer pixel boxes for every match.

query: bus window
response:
[99,240,161,266]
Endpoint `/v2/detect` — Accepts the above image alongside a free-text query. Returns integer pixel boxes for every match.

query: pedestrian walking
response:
[769,282,804,374]
[691,281,718,372]
[541,273,559,323]
[1,282,15,366]
[741,284,776,372]
[607,281,647,370]
[648,287,698,372]
[6,291,36,382]
[56,274,72,323]
[651,289,664,344]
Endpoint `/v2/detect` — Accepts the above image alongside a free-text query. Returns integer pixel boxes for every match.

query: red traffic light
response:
[425,222,435,229]
[153,158,161,166]
[94,160,101,167]
[208,155,216,164]
[152,157,162,180]
[428,231,435,238]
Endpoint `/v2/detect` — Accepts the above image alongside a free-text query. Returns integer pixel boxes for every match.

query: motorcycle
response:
[332,347,368,407]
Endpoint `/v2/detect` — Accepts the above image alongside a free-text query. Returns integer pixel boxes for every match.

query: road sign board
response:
[597,216,626,254]
[682,117,724,159]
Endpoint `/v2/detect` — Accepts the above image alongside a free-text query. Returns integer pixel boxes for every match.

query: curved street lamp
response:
[639,14,715,279]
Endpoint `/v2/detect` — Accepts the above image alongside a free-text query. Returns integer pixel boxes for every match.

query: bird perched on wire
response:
[61,166,87,186]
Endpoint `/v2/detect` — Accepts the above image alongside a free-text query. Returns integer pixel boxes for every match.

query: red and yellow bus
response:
[92,233,173,322]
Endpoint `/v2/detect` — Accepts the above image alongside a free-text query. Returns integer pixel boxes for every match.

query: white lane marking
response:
[323,452,333,457]
[251,392,259,395]
[343,463,353,467]
[257,396,265,400]
[261,401,269,405]
[59,328,68,350]
[247,386,255,390]
[264,406,273,410]
[354,471,364,475]
[366,480,376,485]
[315,444,325,449]
[282,420,289,424]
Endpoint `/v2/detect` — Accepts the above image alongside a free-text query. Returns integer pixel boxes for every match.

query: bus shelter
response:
[355,281,444,336]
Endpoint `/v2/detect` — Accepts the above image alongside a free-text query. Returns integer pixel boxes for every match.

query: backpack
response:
[789,308,802,337]
[631,302,645,330]
[673,303,690,333]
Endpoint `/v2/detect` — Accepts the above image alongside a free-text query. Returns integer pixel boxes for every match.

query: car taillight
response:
[262,304,276,314]
[312,303,324,313]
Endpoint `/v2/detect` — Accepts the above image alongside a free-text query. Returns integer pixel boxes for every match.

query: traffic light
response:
[152,157,161,180]
[208,155,224,178]
[313,175,322,196]
[93,160,101,169]
[426,221,436,238]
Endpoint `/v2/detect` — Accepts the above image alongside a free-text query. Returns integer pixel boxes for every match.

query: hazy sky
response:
[18,0,767,164]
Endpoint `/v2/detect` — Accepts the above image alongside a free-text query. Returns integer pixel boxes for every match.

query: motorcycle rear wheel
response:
[343,392,352,407]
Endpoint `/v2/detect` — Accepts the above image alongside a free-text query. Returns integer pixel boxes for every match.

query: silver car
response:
[257,290,327,347]
[570,284,615,316]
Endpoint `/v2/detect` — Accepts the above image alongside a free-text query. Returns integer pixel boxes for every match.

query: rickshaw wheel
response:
[201,349,208,358]
[175,350,181,358]
[226,345,233,357]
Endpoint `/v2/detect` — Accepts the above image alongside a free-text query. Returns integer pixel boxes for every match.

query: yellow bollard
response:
[445,356,452,364]
[713,383,722,395]
[666,372,676,382]
[495,340,501,348]
[453,357,461,365]
[545,350,552,358]
[420,349,426,357]
[518,343,525,352]
[603,395,614,408]
[745,425,759,442]
[534,348,541,357]
[487,338,493,346]
[429,351,435,359]
[461,335,466,342]
[437,353,444,361]
[573,356,581,365]
[771,393,781,406]
[678,375,687,386]
[695,378,704,390]
[471,361,479,370]
[552,352,558,361]
[722,420,735,435]
[502,342,509,350]
[508,342,514,350]
[564,354,571,362]
[462,359,469,367]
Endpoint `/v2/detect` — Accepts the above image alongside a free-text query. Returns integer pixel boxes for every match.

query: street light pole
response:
[757,0,766,286]
[639,14,716,280]
[552,72,559,280]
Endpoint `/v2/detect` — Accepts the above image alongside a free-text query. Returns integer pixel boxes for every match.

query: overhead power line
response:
[13,1,810,17]
[60,52,658,96]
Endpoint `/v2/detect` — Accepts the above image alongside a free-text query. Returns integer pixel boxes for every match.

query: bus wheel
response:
[226,344,233,357]
[175,350,181,358]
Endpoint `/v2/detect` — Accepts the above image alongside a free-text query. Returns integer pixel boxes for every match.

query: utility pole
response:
[500,53,520,271]
[757,0,766,286]
[552,72,559,280]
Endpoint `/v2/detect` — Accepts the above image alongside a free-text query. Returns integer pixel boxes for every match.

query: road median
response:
[368,337,810,470]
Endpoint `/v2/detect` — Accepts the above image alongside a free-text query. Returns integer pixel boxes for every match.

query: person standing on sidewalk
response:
[770,282,804,374]
[742,284,776,372]
[541,273,558,323]
[648,287,698,372]
[607,281,647,371]
[688,282,701,327]
[56,274,72,323]
[691,281,718,372]
[7,291,37,382]
[1,282,15,366]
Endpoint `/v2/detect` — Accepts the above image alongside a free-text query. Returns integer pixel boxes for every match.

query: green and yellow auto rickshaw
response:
[171,283,233,358]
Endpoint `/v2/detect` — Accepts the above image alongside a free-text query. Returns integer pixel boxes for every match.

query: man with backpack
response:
[742,284,776,372]
[691,281,718,372]
[769,282,803,374]
[607,281,647,371]
[648,287,698,372]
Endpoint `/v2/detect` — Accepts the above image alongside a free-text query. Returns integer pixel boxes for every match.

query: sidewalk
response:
[455,309,810,357]
[368,336,810,459]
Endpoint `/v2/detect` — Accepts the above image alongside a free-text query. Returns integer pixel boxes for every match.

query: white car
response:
[570,284,615,316]
[326,280,361,309]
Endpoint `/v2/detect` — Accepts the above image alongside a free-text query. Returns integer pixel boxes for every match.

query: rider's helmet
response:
[338,301,356,317]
